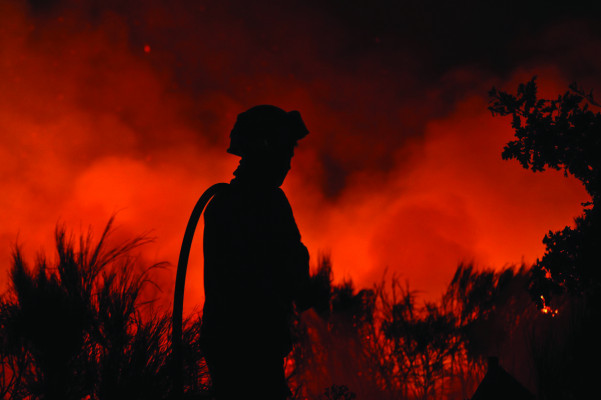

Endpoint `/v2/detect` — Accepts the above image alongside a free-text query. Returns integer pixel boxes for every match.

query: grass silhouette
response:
[0,217,208,399]
[0,217,596,399]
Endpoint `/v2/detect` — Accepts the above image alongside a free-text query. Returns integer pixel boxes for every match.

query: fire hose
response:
[172,183,228,399]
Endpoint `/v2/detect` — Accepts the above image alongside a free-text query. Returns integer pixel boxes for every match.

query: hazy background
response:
[1,0,597,312]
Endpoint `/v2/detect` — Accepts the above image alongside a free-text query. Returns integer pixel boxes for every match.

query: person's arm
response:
[269,189,312,310]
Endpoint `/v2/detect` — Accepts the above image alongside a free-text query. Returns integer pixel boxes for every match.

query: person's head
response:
[228,105,308,186]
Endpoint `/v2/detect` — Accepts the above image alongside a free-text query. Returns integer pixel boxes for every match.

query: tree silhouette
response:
[490,77,601,305]
[490,78,601,399]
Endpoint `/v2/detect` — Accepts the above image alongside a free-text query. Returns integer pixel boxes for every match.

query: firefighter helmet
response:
[227,105,309,157]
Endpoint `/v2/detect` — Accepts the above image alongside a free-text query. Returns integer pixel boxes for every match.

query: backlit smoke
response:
[1,0,597,314]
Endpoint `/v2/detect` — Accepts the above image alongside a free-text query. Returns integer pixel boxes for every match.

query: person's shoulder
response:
[271,186,287,198]
[266,186,288,202]
[268,187,294,214]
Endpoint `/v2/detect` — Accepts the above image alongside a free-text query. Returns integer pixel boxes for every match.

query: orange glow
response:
[540,296,558,317]
[0,2,594,315]
[542,267,553,280]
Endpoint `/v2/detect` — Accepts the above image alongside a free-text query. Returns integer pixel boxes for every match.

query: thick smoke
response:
[0,0,597,311]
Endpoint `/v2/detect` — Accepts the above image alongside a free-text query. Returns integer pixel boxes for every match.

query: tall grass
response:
[1,220,590,400]
[0,218,209,399]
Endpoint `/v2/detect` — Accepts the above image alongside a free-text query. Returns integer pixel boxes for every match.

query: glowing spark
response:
[542,267,552,280]
[540,295,558,317]
[144,44,151,53]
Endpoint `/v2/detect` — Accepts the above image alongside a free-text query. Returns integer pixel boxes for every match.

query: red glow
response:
[540,296,558,317]
[0,2,595,316]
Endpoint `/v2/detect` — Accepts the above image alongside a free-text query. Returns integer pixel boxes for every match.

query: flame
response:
[540,296,558,317]
[542,267,553,280]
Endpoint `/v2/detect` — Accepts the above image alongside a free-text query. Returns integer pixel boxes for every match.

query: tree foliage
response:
[489,77,601,202]
[490,78,601,303]
[490,79,601,399]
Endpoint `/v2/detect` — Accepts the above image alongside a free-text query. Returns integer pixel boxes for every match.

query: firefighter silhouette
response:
[200,105,311,399]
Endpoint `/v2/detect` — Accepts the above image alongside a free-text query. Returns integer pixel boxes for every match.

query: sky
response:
[1,0,598,313]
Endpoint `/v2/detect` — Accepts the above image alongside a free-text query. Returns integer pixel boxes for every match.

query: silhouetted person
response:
[200,105,311,399]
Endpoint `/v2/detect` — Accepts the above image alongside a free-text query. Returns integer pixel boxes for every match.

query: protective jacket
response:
[200,177,310,357]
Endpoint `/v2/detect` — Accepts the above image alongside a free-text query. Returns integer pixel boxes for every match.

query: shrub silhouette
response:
[0,218,209,399]
[0,189,594,399]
